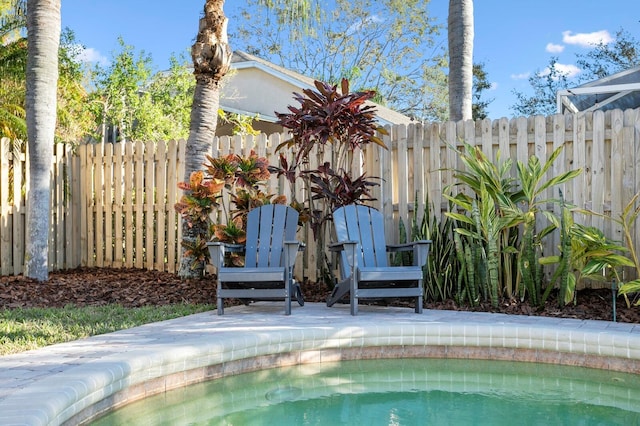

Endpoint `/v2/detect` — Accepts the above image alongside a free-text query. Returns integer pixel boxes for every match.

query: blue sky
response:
[61,0,639,119]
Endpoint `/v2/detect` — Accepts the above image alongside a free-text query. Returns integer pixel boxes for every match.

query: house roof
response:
[557,65,640,114]
[222,50,413,126]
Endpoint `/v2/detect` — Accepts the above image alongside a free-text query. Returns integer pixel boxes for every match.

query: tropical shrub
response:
[540,194,634,306]
[584,192,640,306]
[175,150,286,271]
[444,142,581,308]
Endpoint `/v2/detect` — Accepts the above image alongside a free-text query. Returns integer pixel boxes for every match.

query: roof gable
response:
[221,51,413,126]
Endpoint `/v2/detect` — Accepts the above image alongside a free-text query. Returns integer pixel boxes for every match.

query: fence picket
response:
[124,142,134,267]
[113,142,124,268]
[104,143,114,266]
[592,111,606,231]
[134,141,144,269]
[1,139,10,275]
[145,142,155,270]
[166,140,179,273]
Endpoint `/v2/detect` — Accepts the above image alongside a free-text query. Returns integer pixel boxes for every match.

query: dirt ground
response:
[0,267,638,323]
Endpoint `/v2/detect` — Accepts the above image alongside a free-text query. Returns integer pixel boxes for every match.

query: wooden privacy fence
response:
[0,108,639,281]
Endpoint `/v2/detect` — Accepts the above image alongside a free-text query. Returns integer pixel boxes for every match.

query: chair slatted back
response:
[244,204,299,268]
[333,205,389,275]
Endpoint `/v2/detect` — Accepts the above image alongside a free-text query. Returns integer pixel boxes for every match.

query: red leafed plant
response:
[272,78,388,283]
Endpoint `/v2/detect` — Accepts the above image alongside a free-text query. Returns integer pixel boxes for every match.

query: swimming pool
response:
[92,358,640,425]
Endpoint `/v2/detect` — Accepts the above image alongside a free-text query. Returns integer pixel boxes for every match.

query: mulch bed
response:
[0,267,638,323]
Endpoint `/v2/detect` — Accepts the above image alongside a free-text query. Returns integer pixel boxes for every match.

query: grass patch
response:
[0,304,214,356]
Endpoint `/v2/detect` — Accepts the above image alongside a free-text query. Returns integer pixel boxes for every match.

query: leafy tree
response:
[0,0,95,145]
[512,57,571,117]
[136,54,194,141]
[89,39,195,143]
[511,28,640,116]
[90,37,154,143]
[472,62,492,120]
[55,28,98,144]
[576,28,640,82]
[24,0,60,281]
[233,0,448,121]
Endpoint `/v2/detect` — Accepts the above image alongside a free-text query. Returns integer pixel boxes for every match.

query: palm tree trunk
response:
[179,0,231,278]
[448,0,474,122]
[24,0,60,281]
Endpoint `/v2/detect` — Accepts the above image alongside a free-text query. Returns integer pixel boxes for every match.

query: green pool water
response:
[92,358,640,425]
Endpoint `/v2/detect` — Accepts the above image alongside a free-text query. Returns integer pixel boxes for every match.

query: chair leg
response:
[284,288,291,316]
[350,275,358,316]
[294,281,304,306]
[415,279,423,314]
[327,279,350,307]
[217,281,224,315]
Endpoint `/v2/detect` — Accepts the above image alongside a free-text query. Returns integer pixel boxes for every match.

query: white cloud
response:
[539,63,581,79]
[546,43,564,53]
[489,82,498,91]
[77,47,109,66]
[562,30,613,48]
[510,72,530,80]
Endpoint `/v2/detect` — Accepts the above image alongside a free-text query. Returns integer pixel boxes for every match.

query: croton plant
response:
[175,150,287,267]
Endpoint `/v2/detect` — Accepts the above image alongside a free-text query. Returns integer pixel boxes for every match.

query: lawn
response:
[0,303,213,355]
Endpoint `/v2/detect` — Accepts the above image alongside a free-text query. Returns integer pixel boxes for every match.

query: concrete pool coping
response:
[1,302,639,425]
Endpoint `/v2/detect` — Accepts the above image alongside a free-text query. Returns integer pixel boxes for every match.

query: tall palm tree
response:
[178,0,320,277]
[178,0,232,277]
[24,0,60,281]
[448,0,474,122]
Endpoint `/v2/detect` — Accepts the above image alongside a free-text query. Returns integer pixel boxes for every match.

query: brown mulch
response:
[0,267,638,323]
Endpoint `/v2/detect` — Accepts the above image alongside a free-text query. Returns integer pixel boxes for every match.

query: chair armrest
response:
[223,243,246,253]
[206,242,246,269]
[328,240,358,269]
[386,243,417,252]
[284,240,302,268]
[207,242,224,269]
[387,240,432,266]
[329,240,358,252]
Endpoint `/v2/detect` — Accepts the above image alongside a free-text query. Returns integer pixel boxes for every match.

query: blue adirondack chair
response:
[207,204,303,315]
[327,205,431,315]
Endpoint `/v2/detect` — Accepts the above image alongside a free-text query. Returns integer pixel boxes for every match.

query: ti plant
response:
[273,79,388,284]
[446,142,581,308]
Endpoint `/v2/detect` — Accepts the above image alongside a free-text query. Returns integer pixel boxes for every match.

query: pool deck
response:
[1,302,639,425]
